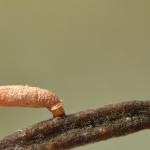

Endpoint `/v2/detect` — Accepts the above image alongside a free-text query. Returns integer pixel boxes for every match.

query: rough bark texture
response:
[0,101,150,150]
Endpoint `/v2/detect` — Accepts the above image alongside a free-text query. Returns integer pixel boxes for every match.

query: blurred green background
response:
[0,0,149,149]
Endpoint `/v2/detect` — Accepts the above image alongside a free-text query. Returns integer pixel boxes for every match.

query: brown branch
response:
[0,100,150,150]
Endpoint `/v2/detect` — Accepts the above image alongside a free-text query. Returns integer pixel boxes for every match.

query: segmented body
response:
[0,85,65,117]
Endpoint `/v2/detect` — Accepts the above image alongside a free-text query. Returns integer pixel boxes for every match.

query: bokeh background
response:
[0,0,149,149]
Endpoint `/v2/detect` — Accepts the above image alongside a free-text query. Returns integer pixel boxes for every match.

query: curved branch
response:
[0,101,150,150]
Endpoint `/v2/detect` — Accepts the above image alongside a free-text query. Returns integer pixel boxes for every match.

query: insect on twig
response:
[0,85,65,117]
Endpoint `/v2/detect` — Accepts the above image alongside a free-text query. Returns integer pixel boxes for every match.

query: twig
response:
[0,100,150,150]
